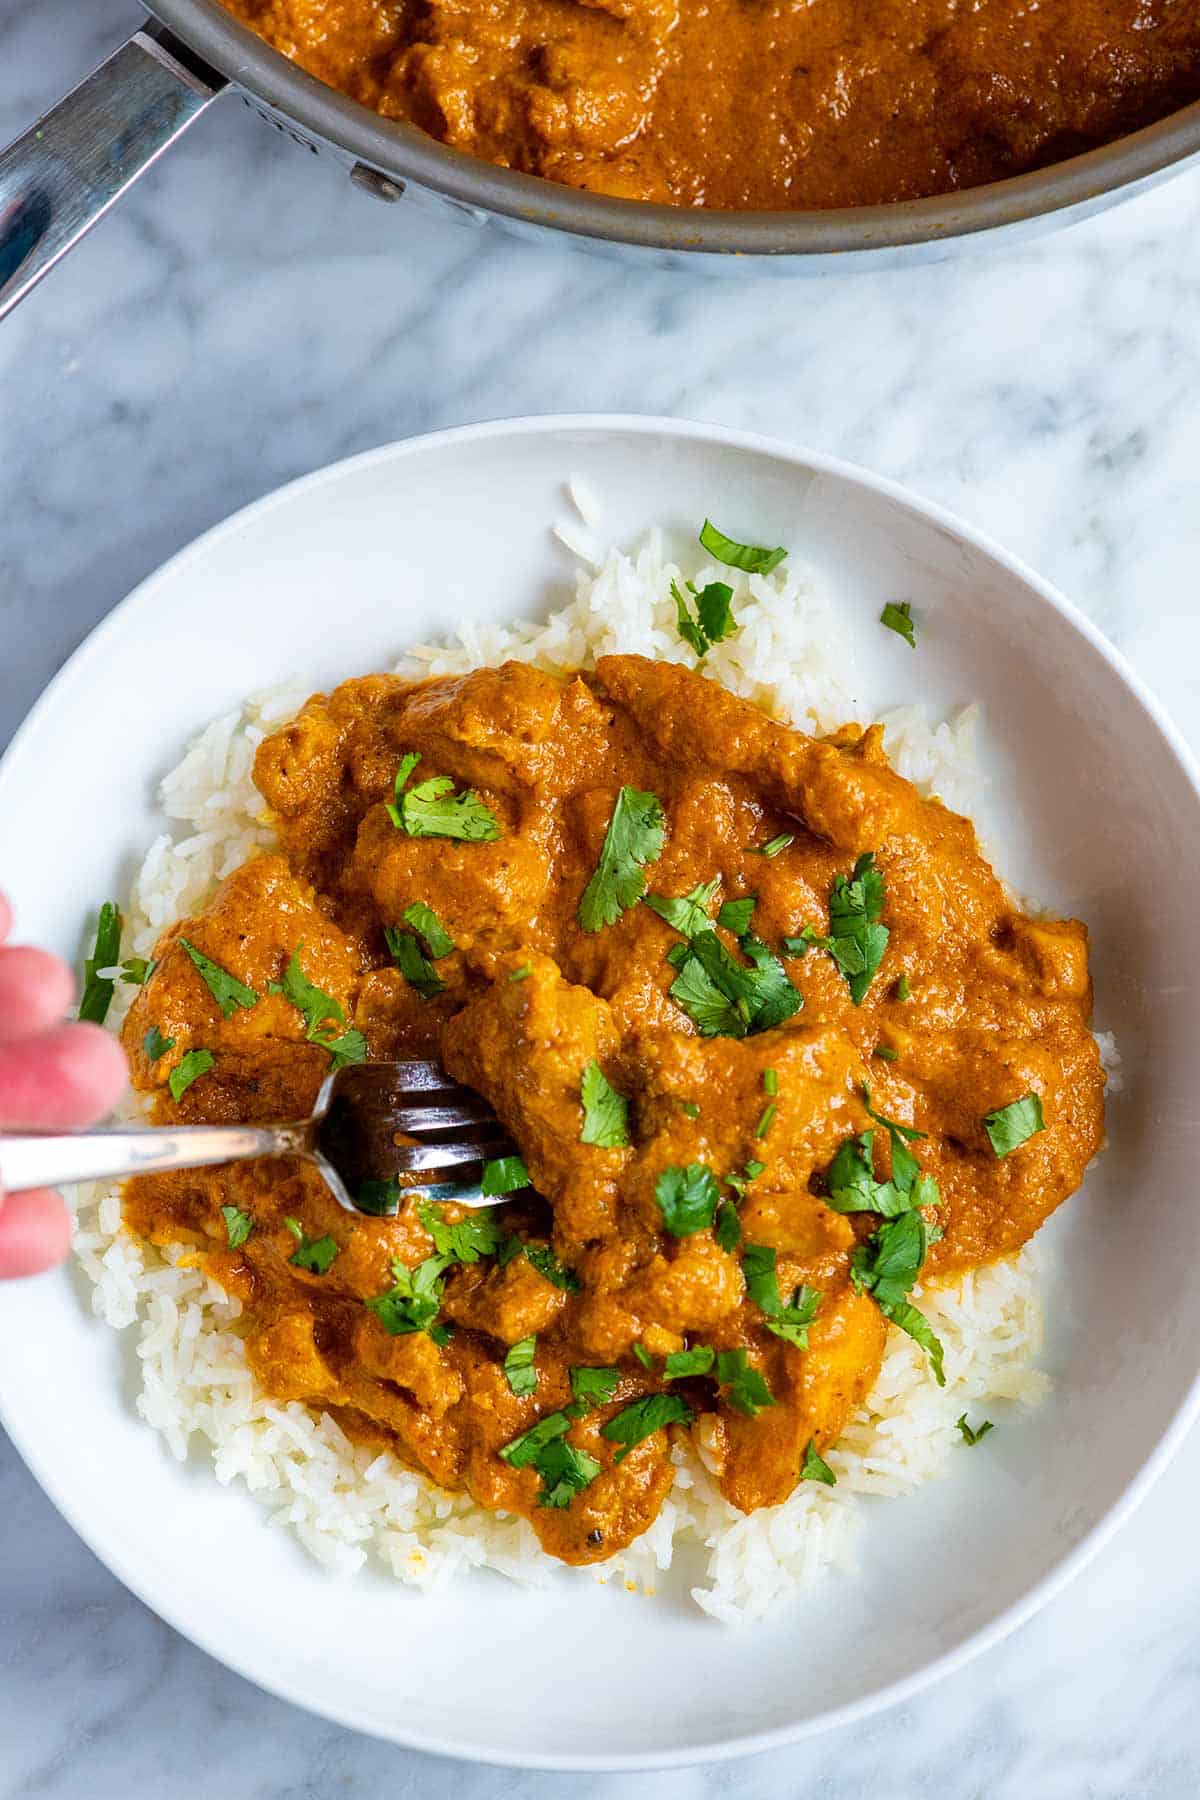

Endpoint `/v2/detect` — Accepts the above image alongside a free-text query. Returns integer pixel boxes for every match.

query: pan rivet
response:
[350,164,407,204]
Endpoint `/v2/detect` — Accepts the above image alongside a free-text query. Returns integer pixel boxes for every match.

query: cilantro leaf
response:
[801,1439,837,1485]
[509,964,531,982]
[664,1345,715,1379]
[822,853,890,1004]
[862,1083,925,1143]
[481,1155,531,1196]
[742,1246,822,1348]
[880,600,916,648]
[180,939,259,1019]
[669,952,747,1038]
[850,1212,946,1384]
[524,1243,581,1292]
[79,903,122,1025]
[418,1200,504,1264]
[983,1093,1045,1157]
[385,924,445,999]
[896,974,912,1001]
[749,832,795,858]
[275,946,365,1067]
[714,1199,742,1251]
[957,1414,995,1446]
[737,934,805,1030]
[120,956,156,986]
[220,1204,254,1249]
[699,519,787,575]
[742,1243,783,1313]
[504,1335,539,1398]
[578,787,667,932]
[601,1393,693,1462]
[671,579,737,658]
[670,927,802,1039]
[716,895,757,936]
[570,1365,620,1407]
[725,1158,765,1200]
[499,1411,573,1468]
[401,902,454,959]
[716,1348,776,1417]
[168,1048,213,1101]
[366,1254,452,1335]
[755,1102,776,1140]
[143,1026,174,1063]
[654,1162,719,1237]
[388,753,501,842]
[580,1060,629,1148]
[644,877,720,937]
[352,1177,401,1216]
[283,1216,339,1275]
[536,1438,602,1508]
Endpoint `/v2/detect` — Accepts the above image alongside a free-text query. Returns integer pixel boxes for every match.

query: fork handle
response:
[0,1124,307,1195]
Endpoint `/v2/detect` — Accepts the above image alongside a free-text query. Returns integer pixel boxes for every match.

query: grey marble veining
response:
[4,0,1200,1793]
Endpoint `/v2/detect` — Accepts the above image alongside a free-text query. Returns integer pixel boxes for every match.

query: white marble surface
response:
[4,0,1200,1792]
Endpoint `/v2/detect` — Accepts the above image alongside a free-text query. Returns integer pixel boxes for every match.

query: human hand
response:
[0,892,128,1277]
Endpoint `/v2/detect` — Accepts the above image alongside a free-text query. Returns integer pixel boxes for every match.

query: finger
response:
[0,946,75,1044]
[0,1022,128,1130]
[0,1187,72,1278]
[0,893,11,946]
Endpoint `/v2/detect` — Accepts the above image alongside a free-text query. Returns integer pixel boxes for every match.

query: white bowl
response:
[1,416,1198,1770]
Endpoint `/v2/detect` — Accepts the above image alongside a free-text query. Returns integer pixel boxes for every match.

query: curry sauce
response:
[121,656,1104,1565]
[221,0,1200,209]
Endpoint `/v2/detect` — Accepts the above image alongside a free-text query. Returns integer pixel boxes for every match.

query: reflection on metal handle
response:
[0,1123,309,1194]
[0,23,225,321]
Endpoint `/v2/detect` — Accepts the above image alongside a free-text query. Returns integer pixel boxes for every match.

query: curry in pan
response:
[221,0,1200,209]
[121,652,1104,1567]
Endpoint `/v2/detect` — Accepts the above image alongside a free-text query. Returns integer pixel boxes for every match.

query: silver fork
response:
[0,1062,519,1212]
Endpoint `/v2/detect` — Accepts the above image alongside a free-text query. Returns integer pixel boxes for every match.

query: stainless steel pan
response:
[3,0,1200,308]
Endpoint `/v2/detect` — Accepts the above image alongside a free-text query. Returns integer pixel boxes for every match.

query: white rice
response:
[73,516,1062,1624]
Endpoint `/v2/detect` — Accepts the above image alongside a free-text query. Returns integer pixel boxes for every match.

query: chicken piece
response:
[245,1311,340,1403]
[352,1314,464,1416]
[440,1249,571,1344]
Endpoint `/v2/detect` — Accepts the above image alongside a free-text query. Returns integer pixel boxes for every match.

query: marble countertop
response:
[4,1,1200,1793]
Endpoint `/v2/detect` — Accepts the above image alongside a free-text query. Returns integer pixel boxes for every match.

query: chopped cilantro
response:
[755,1102,776,1140]
[850,1211,945,1384]
[801,1439,837,1485]
[143,1025,174,1063]
[79,903,122,1025]
[509,964,531,982]
[680,1099,700,1119]
[801,853,891,1004]
[716,895,756,936]
[671,578,737,658]
[957,1414,995,1446]
[601,1393,693,1463]
[274,946,365,1067]
[664,1345,715,1379]
[825,1122,939,1221]
[983,1093,1045,1158]
[570,1365,620,1408]
[418,1200,505,1264]
[352,1177,402,1216]
[633,1343,656,1371]
[283,1217,339,1275]
[366,1254,451,1335]
[670,927,802,1040]
[749,832,795,858]
[874,1045,899,1062]
[741,1245,822,1348]
[714,1200,742,1251]
[725,1159,765,1200]
[762,1068,778,1096]
[536,1438,602,1508]
[499,1411,572,1468]
[119,956,156,985]
[387,752,501,842]
[645,877,720,938]
[654,1162,719,1237]
[180,939,259,1018]
[716,1348,775,1417]
[580,1060,629,1148]
[896,974,912,1001]
[481,1155,531,1196]
[503,1335,538,1398]
[385,924,445,999]
[168,1048,213,1101]
[699,519,787,575]
[401,902,454,959]
[880,600,916,648]
[579,787,667,932]
[220,1204,254,1249]
[524,1243,581,1292]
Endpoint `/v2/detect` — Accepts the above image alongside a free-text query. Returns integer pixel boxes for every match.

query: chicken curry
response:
[220,0,1200,209]
[122,654,1104,1565]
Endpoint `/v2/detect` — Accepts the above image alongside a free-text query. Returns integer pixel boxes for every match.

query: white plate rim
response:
[4,412,1200,1771]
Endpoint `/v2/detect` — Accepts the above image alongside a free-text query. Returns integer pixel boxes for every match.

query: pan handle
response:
[0,23,226,321]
